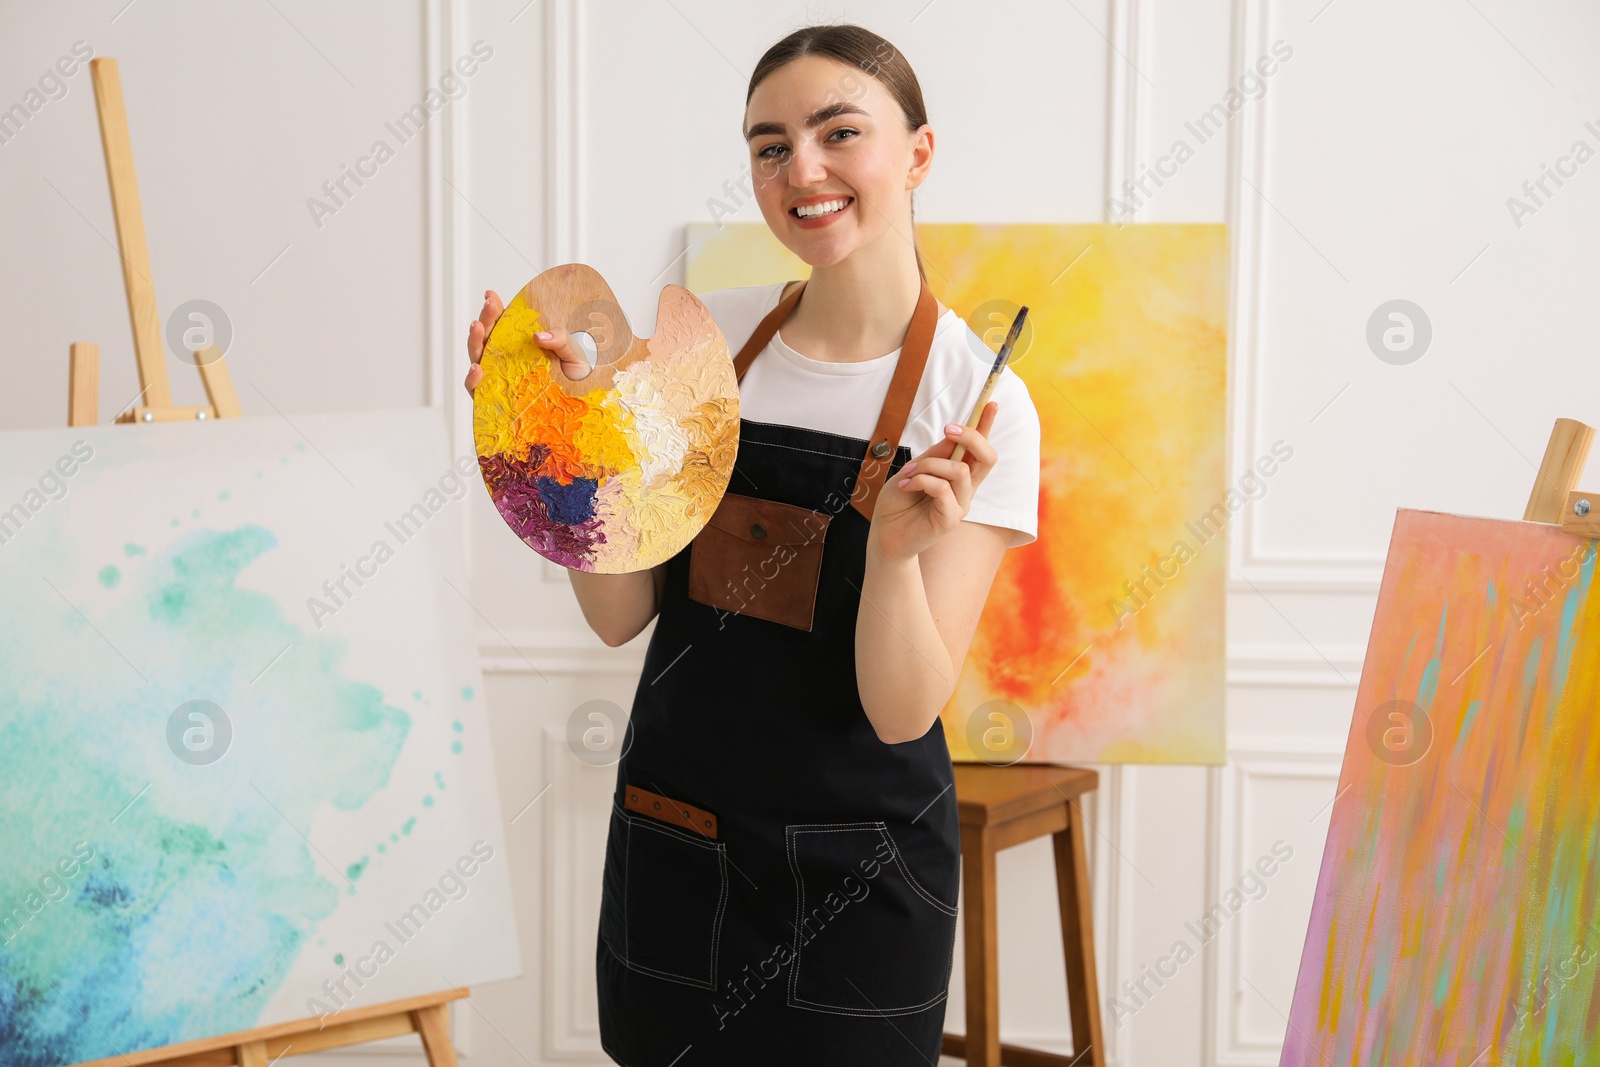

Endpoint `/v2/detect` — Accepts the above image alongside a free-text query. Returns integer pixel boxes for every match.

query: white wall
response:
[6,1,1598,1064]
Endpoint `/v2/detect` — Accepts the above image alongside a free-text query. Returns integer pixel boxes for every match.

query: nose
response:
[785,134,828,187]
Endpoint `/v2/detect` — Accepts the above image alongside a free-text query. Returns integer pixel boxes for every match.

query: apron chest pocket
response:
[784,821,958,1017]
[687,492,832,631]
[600,791,728,990]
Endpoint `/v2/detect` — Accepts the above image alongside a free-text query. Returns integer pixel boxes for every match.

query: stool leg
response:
[961,827,1001,1066]
[1053,800,1106,1067]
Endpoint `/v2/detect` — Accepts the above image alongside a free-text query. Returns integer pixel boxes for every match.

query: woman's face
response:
[743,54,932,268]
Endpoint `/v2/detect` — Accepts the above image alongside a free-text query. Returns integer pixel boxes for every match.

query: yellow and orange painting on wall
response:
[688,222,1229,765]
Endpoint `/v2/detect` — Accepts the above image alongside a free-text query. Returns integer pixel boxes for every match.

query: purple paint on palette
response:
[478,453,607,570]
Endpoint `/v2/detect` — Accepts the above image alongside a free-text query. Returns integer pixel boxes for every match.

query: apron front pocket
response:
[600,793,728,990]
[784,821,958,1017]
[687,492,831,631]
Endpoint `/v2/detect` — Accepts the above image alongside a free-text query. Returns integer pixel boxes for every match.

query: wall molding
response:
[1094,762,1136,1067]
[1105,0,1152,233]
[544,0,582,267]
[1227,640,1364,688]
[479,633,1368,687]
[541,727,611,1059]
[1225,0,1385,593]
[1207,737,1343,1066]
[477,630,654,676]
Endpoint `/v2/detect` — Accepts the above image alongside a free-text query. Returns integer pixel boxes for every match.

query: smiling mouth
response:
[790,197,854,219]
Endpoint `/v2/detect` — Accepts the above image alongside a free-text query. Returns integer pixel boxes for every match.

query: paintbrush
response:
[949,305,1028,463]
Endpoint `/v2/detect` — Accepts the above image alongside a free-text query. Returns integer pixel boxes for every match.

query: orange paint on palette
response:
[507,375,587,474]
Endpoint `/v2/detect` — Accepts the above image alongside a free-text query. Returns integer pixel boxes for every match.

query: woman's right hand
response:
[465,289,594,397]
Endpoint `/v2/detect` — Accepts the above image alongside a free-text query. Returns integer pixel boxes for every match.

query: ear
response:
[906,123,934,192]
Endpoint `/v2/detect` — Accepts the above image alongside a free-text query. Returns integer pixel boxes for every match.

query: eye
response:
[828,127,859,143]
[757,143,789,160]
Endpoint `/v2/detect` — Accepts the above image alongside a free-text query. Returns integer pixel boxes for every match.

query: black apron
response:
[596,277,962,1066]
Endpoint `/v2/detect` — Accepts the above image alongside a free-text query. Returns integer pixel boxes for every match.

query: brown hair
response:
[746,24,930,281]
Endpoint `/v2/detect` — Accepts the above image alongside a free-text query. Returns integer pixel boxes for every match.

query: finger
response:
[907,400,1003,466]
[895,470,962,507]
[896,461,974,513]
[480,289,503,330]
[896,457,973,493]
[463,363,482,397]
[907,433,959,466]
[946,405,999,468]
[959,401,999,450]
[927,477,963,525]
[902,474,961,524]
[976,399,998,434]
[470,291,504,363]
[949,426,996,469]
[532,326,595,381]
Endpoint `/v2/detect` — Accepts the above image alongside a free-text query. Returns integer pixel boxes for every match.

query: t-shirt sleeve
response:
[963,368,1041,549]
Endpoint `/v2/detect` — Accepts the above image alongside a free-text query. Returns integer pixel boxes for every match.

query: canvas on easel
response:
[0,56,517,1067]
[1279,418,1600,1063]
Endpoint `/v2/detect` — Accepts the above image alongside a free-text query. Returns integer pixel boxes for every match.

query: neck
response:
[785,234,925,363]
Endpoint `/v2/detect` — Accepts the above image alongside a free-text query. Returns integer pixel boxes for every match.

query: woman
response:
[466,23,1040,1065]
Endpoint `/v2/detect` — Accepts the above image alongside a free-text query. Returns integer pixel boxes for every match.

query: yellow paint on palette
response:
[1282,510,1600,1063]
[473,272,738,572]
[687,222,1229,765]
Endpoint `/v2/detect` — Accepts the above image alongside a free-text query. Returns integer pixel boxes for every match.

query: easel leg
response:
[236,1040,268,1067]
[412,1004,460,1067]
[69,342,99,427]
[1054,800,1106,1067]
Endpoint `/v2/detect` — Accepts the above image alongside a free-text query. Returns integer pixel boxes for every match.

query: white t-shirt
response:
[695,282,1040,548]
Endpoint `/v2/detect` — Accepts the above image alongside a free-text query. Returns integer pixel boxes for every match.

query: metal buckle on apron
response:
[686,492,832,631]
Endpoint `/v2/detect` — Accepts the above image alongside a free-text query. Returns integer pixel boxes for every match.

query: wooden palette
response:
[472,264,739,572]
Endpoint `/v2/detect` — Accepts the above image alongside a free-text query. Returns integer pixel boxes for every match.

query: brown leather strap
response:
[731,277,937,521]
[623,783,718,839]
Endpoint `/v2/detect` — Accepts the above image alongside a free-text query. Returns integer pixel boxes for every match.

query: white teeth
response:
[794,198,850,218]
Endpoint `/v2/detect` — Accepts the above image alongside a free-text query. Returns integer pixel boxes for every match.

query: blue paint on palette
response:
[534,475,598,524]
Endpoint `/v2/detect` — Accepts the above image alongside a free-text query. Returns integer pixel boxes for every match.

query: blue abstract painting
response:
[0,407,521,1063]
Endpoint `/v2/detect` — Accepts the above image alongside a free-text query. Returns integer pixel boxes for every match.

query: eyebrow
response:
[744,102,870,142]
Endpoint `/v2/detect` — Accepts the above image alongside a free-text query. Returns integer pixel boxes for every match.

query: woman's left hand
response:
[868,400,1000,562]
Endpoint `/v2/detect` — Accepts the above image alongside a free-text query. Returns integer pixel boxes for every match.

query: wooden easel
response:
[68,57,239,427]
[1524,417,1600,532]
[75,990,468,1067]
[66,57,469,1067]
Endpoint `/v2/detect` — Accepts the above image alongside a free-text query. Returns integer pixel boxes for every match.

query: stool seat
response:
[954,763,1099,826]
[942,763,1106,1067]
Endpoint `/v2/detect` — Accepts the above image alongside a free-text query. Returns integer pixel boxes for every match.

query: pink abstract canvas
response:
[1282,508,1600,1064]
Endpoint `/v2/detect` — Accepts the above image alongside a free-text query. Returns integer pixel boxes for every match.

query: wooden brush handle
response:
[949,372,1002,463]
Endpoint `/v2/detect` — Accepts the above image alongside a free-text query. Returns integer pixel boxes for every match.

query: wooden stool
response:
[941,763,1105,1067]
